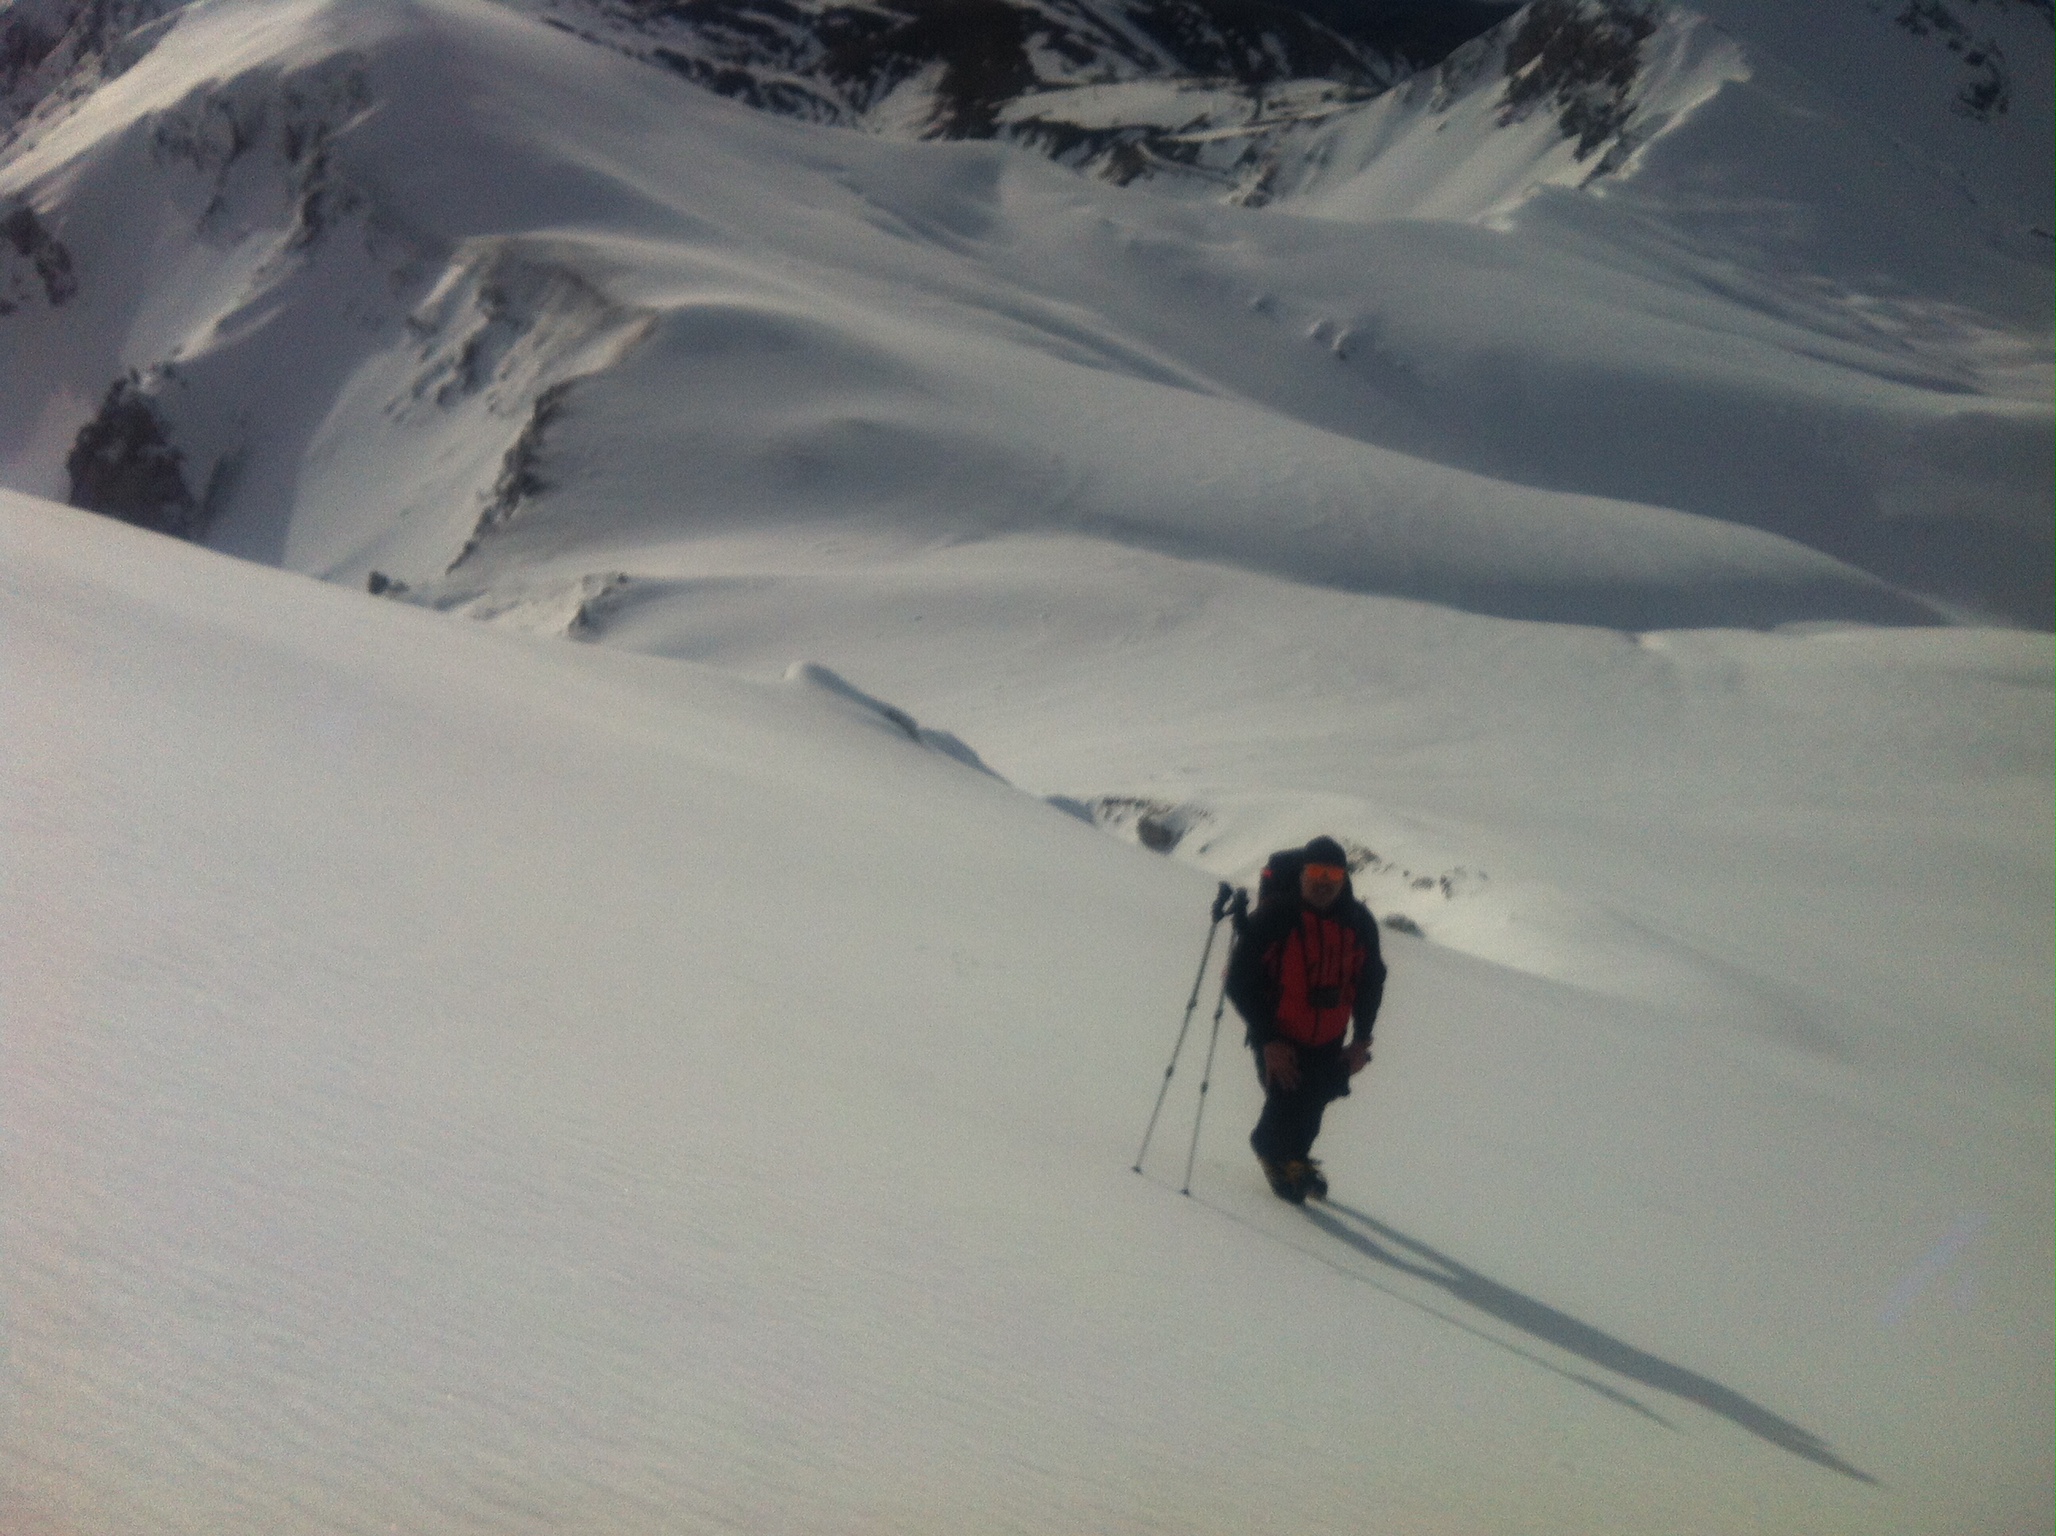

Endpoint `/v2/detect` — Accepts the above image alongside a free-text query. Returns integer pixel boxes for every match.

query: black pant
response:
[1249,1040,1351,1164]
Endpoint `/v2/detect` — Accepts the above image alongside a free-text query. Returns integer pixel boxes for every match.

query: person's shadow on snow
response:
[1305,1200,1877,1485]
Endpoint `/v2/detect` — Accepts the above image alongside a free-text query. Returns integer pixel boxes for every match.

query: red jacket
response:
[1226,893,1385,1049]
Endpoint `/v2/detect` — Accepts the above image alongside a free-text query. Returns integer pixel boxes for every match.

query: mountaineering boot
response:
[1258,1154,1306,1204]
[1292,1159,1328,1201]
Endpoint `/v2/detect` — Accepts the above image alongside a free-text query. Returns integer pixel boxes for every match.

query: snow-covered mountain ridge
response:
[512,0,1521,184]
[2,0,2049,626]
[4,0,1521,163]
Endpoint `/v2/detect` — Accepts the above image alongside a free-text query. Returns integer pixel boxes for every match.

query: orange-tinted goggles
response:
[1303,863,1346,881]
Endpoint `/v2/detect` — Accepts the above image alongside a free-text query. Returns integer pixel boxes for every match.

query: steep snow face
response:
[1256,1,2053,304]
[1698,0,2054,223]
[1194,0,2051,216]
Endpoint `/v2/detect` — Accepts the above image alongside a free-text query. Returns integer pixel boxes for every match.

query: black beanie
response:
[1303,835,1348,867]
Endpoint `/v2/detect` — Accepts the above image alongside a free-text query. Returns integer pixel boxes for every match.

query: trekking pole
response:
[1181,889,1246,1196]
[1133,882,1236,1175]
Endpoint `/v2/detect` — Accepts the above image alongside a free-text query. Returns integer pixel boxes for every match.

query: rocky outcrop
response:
[1496,0,1655,160]
[2,0,188,142]
[65,375,203,538]
[0,199,76,312]
[545,0,1516,173]
[1879,0,2052,121]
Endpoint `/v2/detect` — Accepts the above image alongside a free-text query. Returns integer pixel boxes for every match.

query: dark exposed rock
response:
[1087,794,1213,853]
[142,63,372,246]
[1,16,62,95]
[1006,116,1207,183]
[1498,0,1656,160]
[819,0,1039,135]
[3,0,189,138]
[0,200,76,312]
[65,375,202,538]
[648,44,846,118]
[1876,0,2038,119]
[562,0,1514,143]
[447,380,575,572]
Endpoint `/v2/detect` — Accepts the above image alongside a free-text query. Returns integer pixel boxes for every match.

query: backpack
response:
[1255,846,1308,910]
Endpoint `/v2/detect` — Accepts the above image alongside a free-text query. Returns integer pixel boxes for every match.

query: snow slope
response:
[5,492,2051,1534]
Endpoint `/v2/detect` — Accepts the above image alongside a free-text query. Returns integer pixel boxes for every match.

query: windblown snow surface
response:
[2,0,2051,1531]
